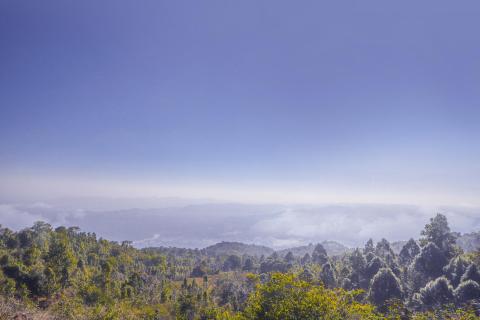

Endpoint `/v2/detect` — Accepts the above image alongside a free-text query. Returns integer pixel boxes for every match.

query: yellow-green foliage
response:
[241,273,380,320]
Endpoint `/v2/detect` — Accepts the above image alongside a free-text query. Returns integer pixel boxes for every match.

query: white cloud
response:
[251,205,480,247]
[0,204,44,230]
[0,201,478,249]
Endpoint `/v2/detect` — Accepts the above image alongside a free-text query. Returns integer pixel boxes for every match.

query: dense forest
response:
[0,214,479,319]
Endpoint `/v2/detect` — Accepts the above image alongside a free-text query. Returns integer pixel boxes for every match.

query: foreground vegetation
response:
[0,214,479,319]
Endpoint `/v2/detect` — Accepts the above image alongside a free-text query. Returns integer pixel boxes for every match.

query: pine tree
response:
[454,280,480,303]
[399,239,420,266]
[368,268,403,310]
[320,262,337,288]
[415,276,454,308]
[420,214,457,259]
[312,244,328,265]
[460,264,480,284]
[364,238,375,255]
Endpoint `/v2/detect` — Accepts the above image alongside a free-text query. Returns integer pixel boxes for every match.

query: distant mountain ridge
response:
[204,241,274,257]
[145,231,479,259]
[149,240,349,258]
[203,240,350,258]
[277,241,349,257]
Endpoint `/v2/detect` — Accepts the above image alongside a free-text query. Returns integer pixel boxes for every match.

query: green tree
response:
[242,258,254,272]
[460,264,480,284]
[223,255,242,271]
[320,262,336,288]
[312,244,328,265]
[364,239,375,255]
[399,239,420,266]
[408,242,447,292]
[420,214,457,258]
[443,256,469,287]
[284,252,295,263]
[375,239,396,262]
[454,280,480,303]
[368,268,403,311]
[365,256,384,281]
[415,276,454,308]
[46,230,77,289]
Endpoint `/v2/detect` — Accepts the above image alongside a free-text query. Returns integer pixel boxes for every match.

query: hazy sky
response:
[1,1,480,206]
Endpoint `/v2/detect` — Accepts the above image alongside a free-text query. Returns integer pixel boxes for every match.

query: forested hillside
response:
[204,242,274,258]
[0,214,479,319]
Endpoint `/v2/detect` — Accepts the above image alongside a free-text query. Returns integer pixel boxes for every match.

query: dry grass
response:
[0,298,56,320]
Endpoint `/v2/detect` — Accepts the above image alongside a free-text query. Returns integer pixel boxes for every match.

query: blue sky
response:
[1,1,480,205]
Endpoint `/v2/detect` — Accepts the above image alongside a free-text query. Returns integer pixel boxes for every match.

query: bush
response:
[242,273,381,320]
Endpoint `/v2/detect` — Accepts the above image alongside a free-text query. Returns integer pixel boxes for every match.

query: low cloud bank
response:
[251,205,480,247]
[0,200,478,249]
